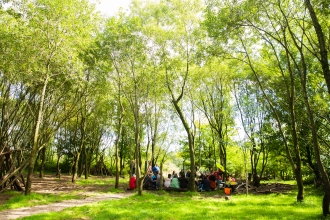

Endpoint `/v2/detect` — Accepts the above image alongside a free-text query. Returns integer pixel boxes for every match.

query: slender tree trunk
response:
[301,79,330,212]
[115,142,120,188]
[56,159,61,179]
[72,117,85,183]
[159,163,163,190]
[239,37,304,201]
[300,45,330,214]
[135,115,142,196]
[172,99,196,191]
[305,0,330,95]
[115,105,124,189]
[25,76,49,195]
[304,1,330,215]
[109,55,125,188]
[281,32,305,202]
[39,147,46,178]
[84,144,88,179]
[72,153,80,183]
[288,77,304,202]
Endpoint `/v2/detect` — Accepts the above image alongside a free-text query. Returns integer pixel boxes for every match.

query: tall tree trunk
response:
[301,72,330,213]
[304,1,330,215]
[25,76,49,195]
[172,99,196,191]
[56,155,61,179]
[72,117,86,183]
[159,163,163,190]
[115,137,120,189]
[305,0,330,95]
[134,113,142,196]
[239,37,304,201]
[115,101,124,189]
[84,144,88,179]
[111,52,125,188]
[39,146,46,178]
[72,153,80,183]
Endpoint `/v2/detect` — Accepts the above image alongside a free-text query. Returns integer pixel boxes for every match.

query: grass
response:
[76,177,116,186]
[20,187,330,220]
[0,191,81,211]
[2,176,330,220]
[76,176,127,193]
[0,175,129,211]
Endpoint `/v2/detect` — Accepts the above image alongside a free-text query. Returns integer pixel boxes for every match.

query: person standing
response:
[152,164,160,173]
[129,174,136,190]
[130,160,136,176]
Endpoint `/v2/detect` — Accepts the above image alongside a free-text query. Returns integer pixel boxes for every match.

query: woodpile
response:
[90,156,112,176]
[0,147,27,192]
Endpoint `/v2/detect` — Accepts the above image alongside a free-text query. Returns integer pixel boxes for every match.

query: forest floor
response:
[0,175,294,219]
[0,174,134,219]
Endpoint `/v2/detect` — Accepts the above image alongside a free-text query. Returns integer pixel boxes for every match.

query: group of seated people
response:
[142,170,189,190]
[129,164,236,192]
[196,171,228,191]
[142,164,189,190]
[142,166,233,191]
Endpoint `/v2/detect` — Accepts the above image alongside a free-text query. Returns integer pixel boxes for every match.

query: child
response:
[164,174,172,188]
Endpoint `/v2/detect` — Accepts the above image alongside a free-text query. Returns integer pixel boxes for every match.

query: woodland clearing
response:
[0,174,296,219]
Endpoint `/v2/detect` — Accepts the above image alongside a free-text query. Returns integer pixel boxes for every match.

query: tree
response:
[146,0,205,191]
[198,59,234,176]
[0,0,99,194]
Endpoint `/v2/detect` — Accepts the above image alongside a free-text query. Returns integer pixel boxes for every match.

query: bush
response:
[303,175,315,185]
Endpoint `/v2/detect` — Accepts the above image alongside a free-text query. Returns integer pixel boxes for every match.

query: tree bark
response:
[305,0,330,95]
[39,146,46,178]
[114,101,124,188]
[25,76,49,195]
[304,1,330,214]
[171,99,196,191]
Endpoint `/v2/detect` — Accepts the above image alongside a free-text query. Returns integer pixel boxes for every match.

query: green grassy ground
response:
[21,186,330,220]
[0,175,127,211]
[0,191,82,211]
[1,176,329,220]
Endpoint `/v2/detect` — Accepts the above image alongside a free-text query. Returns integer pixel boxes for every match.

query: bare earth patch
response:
[0,175,294,219]
[0,174,133,219]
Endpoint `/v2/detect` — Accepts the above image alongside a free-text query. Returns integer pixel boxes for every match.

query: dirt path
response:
[0,192,132,220]
[0,175,133,219]
[0,175,294,219]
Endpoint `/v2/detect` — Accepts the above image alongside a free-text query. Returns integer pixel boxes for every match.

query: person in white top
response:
[164,173,172,188]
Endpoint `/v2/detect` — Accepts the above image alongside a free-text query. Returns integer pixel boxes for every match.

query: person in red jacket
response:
[129,174,136,190]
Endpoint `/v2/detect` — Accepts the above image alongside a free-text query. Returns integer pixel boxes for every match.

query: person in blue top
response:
[198,174,211,192]
[151,172,157,189]
[152,164,160,173]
